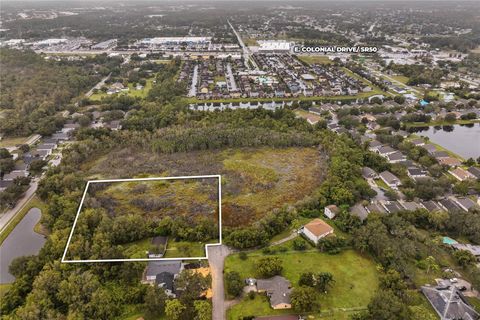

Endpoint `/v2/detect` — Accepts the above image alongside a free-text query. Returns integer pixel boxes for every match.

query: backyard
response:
[225,245,379,319]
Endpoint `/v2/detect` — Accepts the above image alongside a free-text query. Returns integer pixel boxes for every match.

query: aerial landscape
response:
[0,1,479,320]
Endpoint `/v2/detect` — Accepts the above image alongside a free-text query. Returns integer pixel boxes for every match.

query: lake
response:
[410,123,480,159]
[0,208,46,284]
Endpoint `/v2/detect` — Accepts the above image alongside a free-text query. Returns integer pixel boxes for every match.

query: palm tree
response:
[425,256,439,274]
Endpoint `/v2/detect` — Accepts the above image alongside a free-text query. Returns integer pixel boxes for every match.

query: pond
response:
[0,208,46,284]
[409,123,480,159]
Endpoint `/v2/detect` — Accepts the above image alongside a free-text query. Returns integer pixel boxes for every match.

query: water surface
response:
[411,124,480,159]
[0,208,46,283]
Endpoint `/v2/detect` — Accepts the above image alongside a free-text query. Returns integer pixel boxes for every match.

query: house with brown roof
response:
[449,167,475,181]
[438,157,462,167]
[301,218,334,244]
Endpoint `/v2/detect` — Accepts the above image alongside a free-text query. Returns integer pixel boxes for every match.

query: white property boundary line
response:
[61,175,222,263]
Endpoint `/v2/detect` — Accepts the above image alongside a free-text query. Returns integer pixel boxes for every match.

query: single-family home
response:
[366,202,387,214]
[324,204,339,219]
[143,260,183,296]
[410,138,425,147]
[362,167,378,179]
[438,157,462,167]
[368,140,383,152]
[376,146,397,157]
[381,201,404,213]
[449,168,475,181]
[256,276,292,310]
[467,167,480,179]
[301,218,334,244]
[451,197,476,212]
[407,166,428,180]
[349,203,368,221]
[421,200,443,212]
[3,170,28,181]
[421,285,479,320]
[386,151,407,163]
[379,171,402,189]
[438,199,461,212]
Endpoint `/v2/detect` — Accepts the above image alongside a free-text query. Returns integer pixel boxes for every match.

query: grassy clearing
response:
[244,38,259,46]
[90,77,154,101]
[0,136,29,148]
[374,178,390,191]
[122,238,151,259]
[228,294,364,320]
[85,147,325,227]
[220,148,324,225]
[0,196,47,245]
[163,240,208,258]
[225,249,379,316]
[391,75,409,84]
[294,109,322,122]
[297,55,332,65]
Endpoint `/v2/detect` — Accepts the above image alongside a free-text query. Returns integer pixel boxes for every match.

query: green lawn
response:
[122,238,151,259]
[225,248,379,318]
[228,294,364,320]
[391,75,409,85]
[244,38,259,46]
[0,196,47,245]
[228,294,292,320]
[298,55,332,65]
[374,178,390,191]
[163,240,208,258]
[90,77,154,101]
[0,136,29,148]
[121,236,212,259]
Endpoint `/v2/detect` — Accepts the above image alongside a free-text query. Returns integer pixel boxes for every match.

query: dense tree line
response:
[386,63,446,87]
[0,49,123,137]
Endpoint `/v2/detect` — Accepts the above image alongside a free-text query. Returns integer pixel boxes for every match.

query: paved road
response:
[0,179,38,233]
[367,178,387,201]
[228,20,258,70]
[208,244,232,320]
[85,73,111,97]
[188,65,199,97]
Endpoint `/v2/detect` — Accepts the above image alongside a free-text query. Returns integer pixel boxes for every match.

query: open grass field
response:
[297,55,333,65]
[84,147,326,227]
[0,135,29,148]
[244,38,259,46]
[225,247,379,319]
[90,77,154,101]
[391,75,410,84]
